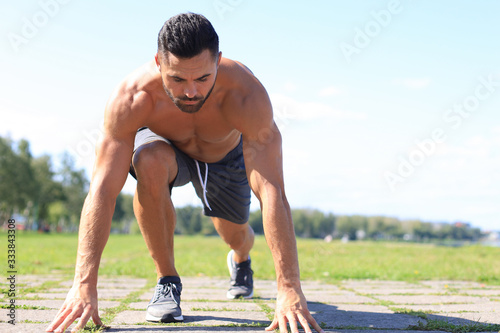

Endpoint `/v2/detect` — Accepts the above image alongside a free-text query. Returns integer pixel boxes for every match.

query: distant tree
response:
[0,137,19,221]
[248,210,263,234]
[0,138,37,223]
[46,153,89,230]
[112,192,136,233]
[291,209,335,238]
[175,205,213,235]
[30,155,64,228]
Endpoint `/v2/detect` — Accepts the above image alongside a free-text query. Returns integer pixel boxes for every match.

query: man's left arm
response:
[240,100,324,333]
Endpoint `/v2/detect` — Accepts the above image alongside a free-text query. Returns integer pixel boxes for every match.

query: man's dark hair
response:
[158,13,219,60]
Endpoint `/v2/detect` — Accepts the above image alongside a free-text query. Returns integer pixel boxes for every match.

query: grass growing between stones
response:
[3,232,500,284]
[408,319,500,332]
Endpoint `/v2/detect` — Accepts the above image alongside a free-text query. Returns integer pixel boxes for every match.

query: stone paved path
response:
[1,275,500,332]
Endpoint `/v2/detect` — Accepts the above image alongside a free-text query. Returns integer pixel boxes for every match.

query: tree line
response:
[0,137,88,231]
[1,136,483,242]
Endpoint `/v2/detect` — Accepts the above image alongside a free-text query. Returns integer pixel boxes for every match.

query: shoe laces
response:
[233,261,253,287]
[153,282,181,304]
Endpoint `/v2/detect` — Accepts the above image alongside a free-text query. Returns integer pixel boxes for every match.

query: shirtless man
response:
[46,13,324,333]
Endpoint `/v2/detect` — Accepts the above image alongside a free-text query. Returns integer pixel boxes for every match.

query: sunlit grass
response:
[2,232,499,285]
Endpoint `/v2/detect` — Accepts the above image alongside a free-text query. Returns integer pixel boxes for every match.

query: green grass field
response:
[3,232,500,285]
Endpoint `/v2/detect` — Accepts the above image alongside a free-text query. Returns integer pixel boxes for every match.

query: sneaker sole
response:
[227,249,235,276]
[226,290,254,299]
[227,250,253,299]
[146,313,184,323]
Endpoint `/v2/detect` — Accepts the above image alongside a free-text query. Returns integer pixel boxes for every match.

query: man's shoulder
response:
[106,61,160,115]
[218,58,256,86]
[216,58,273,133]
[218,58,269,106]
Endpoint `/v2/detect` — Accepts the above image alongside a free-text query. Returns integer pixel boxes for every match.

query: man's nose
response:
[184,83,197,99]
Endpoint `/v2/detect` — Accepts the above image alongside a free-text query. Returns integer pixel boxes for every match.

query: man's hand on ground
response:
[45,284,102,333]
[265,287,325,333]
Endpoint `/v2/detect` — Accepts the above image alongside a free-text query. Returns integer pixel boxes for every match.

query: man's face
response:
[156,49,221,113]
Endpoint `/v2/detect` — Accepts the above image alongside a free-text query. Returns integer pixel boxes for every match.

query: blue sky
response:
[1,1,499,230]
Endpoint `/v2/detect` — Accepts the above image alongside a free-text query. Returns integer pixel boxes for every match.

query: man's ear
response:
[155,53,161,69]
[217,51,222,66]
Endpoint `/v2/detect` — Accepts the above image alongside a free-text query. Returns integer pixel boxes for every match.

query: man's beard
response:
[163,81,216,114]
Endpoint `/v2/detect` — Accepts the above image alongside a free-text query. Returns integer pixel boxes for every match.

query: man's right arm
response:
[46,86,151,333]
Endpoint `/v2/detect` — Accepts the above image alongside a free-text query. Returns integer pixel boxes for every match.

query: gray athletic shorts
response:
[130,127,251,224]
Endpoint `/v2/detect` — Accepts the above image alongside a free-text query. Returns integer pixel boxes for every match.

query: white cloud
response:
[393,78,431,89]
[318,86,342,97]
[270,93,366,123]
[283,81,298,92]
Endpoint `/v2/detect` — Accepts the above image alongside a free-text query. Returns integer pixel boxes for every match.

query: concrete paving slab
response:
[15,299,120,310]
[266,294,377,306]
[112,310,151,325]
[23,292,68,299]
[0,323,75,333]
[112,310,268,326]
[1,308,58,323]
[99,289,140,299]
[374,295,489,305]
[26,288,135,300]
[176,291,232,301]
[37,288,72,293]
[427,312,500,325]
[458,289,500,296]
[128,300,262,311]
[314,294,378,304]
[301,281,343,292]
[14,275,64,286]
[342,280,419,287]
[103,326,273,332]
[6,276,500,332]
[313,309,422,329]
[60,277,149,288]
[181,277,229,288]
[97,280,148,289]
[333,304,395,314]
[352,288,441,295]
[400,302,500,313]
[182,310,269,326]
[2,308,107,323]
[420,281,484,289]
[140,289,234,301]
[1,324,448,333]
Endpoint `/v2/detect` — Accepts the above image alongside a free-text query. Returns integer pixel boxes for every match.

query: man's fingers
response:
[305,311,325,333]
[46,306,72,332]
[278,315,288,333]
[92,308,103,327]
[71,306,93,332]
[265,315,278,331]
[54,308,82,333]
[286,313,299,333]
[297,313,313,333]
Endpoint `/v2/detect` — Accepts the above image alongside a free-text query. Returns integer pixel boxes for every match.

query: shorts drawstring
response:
[195,160,212,211]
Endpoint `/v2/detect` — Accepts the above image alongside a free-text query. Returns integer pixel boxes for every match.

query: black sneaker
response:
[146,276,183,323]
[226,250,254,299]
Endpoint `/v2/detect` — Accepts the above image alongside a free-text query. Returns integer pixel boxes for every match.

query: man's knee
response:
[132,141,178,185]
[214,219,254,248]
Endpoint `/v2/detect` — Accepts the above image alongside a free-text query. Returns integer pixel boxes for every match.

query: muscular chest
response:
[146,99,236,144]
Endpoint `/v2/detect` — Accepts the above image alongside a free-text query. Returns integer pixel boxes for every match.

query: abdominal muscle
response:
[171,129,241,163]
[147,117,242,163]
